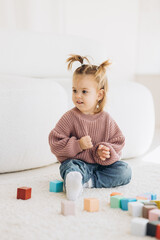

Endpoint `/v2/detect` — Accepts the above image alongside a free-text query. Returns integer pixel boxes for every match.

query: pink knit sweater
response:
[48,107,125,166]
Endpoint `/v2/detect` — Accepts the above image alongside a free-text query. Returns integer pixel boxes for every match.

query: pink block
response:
[61,200,76,216]
[149,209,160,221]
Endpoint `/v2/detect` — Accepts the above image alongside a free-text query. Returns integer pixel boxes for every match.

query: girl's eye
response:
[73,89,77,93]
[82,90,87,94]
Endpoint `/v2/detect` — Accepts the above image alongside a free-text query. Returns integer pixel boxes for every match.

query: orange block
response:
[156,224,160,239]
[84,198,99,212]
[136,196,148,200]
[110,192,123,197]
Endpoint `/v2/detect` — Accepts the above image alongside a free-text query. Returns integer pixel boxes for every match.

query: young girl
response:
[48,54,132,201]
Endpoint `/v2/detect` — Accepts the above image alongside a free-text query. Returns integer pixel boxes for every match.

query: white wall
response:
[136,0,160,74]
[65,0,139,83]
[0,0,159,126]
[135,0,160,128]
[0,0,139,83]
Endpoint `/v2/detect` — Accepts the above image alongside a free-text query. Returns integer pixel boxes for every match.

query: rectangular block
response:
[136,196,148,200]
[147,221,160,237]
[110,195,124,208]
[149,209,160,221]
[137,193,157,201]
[151,200,160,209]
[121,198,137,211]
[156,224,160,239]
[143,202,157,206]
[131,217,149,237]
[137,199,150,204]
[17,187,32,200]
[110,192,123,197]
[61,200,75,216]
[128,201,143,217]
[49,180,63,192]
[84,198,99,212]
[143,205,158,219]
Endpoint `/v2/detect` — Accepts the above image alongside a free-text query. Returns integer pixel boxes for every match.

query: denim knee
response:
[119,162,132,185]
[59,159,81,181]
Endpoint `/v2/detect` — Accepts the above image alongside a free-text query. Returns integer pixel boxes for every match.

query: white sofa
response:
[0,31,155,173]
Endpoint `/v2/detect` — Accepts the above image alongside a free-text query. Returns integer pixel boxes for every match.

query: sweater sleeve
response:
[48,112,83,163]
[92,115,125,165]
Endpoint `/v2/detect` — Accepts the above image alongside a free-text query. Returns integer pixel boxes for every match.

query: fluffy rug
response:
[0,147,160,240]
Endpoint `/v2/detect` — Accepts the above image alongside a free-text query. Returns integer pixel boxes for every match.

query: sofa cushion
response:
[0,75,68,173]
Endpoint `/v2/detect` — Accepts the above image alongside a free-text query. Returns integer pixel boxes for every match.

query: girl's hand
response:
[97,145,110,161]
[79,135,93,150]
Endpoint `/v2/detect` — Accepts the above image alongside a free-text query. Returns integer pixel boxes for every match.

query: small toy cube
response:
[149,209,160,221]
[49,180,63,192]
[131,217,149,237]
[151,200,160,209]
[147,221,160,237]
[143,201,157,206]
[137,193,157,201]
[144,192,157,200]
[17,187,32,200]
[156,224,160,239]
[128,201,143,217]
[121,198,137,211]
[110,192,123,197]
[136,196,148,200]
[110,195,124,208]
[61,200,75,216]
[84,198,99,212]
[143,205,158,218]
[137,199,150,204]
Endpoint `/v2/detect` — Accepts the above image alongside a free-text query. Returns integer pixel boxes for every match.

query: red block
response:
[156,224,160,239]
[17,187,32,200]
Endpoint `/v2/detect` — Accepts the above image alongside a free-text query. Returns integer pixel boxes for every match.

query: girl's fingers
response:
[98,145,103,150]
[103,147,110,151]
[102,150,110,154]
[102,155,110,159]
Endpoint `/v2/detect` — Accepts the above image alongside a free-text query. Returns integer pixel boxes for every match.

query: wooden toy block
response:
[142,205,158,219]
[151,200,160,209]
[149,209,160,221]
[143,201,157,206]
[156,224,160,239]
[120,198,137,211]
[110,195,124,208]
[128,201,143,217]
[137,199,150,204]
[136,196,148,200]
[110,192,123,197]
[131,217,149,237]
[49,180,63,192]
[17,187,32,200]
[61,200,75,216]
[84,198,99,212]
[147,221,160,237]
[137,193,157,201]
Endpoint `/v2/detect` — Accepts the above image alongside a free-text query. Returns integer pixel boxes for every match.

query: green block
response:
[110,195,124,208]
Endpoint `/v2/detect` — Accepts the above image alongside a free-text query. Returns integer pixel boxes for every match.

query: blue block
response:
[120,198,137,211]
[49,180,63,192]
[151,194,157,200]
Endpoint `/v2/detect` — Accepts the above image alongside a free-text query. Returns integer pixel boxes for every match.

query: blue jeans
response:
[59,159,132,188]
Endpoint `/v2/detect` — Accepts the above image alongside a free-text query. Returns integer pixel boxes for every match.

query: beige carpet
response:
[0,147,160,240]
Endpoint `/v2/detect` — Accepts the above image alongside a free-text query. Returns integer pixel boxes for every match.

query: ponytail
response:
[66,54,91,70]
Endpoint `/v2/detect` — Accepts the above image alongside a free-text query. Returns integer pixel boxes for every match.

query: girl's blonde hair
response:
[66,54,111,113]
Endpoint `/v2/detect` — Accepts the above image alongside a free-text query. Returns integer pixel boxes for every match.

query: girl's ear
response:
[98,89,104,101]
